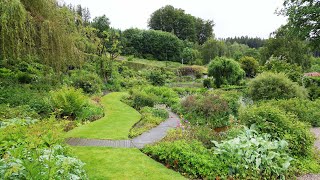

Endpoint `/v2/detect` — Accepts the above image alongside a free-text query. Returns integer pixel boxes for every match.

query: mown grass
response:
[71,146,186,180]
[65,92,141,139]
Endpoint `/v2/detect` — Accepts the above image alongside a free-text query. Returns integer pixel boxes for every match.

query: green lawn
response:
[65,92,141,139]
[72,146,186,180]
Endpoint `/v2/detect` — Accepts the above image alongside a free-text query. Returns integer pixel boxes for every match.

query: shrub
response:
[208,57,245,88]
[68,70,103,94]
[0,85,51,116]
[248,72,308,101]
[143,140,227,179]
[0,68,13,78]
[49,86,103,121]
[178,65,206,79]
[16,71,33,84]
[147,69,166,86]
[239,56,259,78]
[49,87,88,119]
[262,98,320,127]
[211,90,242,116]
[303,76,320,100]
[239,103,314,156]
[130,89,159,109]
[262,57,303,82]
[122,28,183,61]
[180,93,231,128]
[203,78,213,88]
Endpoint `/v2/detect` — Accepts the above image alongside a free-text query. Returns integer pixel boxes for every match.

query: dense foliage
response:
[239,103,314,157]
[248,72,308,101]
[144,128,293,179]
[178,91,241,128]
[208,57,245,88]
[0,0,82,71]
[279,0,320,50]
[0,120,87,179]
[148,5,214,44]
[261,98,320,127]
[239,56,259,78]
[122,28,183,61]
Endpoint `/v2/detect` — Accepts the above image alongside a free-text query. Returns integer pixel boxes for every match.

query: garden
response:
[1,0,320,179]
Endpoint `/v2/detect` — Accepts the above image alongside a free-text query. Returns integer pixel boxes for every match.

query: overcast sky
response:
[62,0,287,39]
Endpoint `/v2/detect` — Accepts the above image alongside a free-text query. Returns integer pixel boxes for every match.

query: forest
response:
[0,0,320,179]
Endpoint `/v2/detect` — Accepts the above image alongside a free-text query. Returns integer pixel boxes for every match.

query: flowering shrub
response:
[180,93,231,128]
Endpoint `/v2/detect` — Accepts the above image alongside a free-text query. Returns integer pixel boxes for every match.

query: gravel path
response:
[298,128,320,180]
[66,111,180,149]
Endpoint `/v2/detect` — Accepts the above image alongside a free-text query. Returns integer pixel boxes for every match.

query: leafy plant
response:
[67,70,103,94]
[208,57,245,88]
[248,72,308,101]
[261,98,320,127]
[212,127,293,179]
[49,86,103,121]
[239,103,314,157]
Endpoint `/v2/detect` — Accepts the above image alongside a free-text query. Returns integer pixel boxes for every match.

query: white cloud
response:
[62,0,287,38]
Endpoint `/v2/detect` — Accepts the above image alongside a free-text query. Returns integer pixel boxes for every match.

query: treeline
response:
[223,36,266,49]
[0,1,318,75]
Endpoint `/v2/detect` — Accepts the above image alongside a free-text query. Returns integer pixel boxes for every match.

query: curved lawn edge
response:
[65,92,141,140]
[71,146,186,180]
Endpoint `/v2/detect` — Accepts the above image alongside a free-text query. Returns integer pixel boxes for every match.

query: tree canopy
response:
[148,5,214,44]
[0,0,82,71]
[279,0,320,49]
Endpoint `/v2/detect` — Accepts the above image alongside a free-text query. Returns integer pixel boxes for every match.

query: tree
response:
[239,56,259,78]
[148,5,214,44]
[259,37,311,69]
[279,0,320,49]
[91,15,110,36]
[195,18,215,45]
[122,28,183,61]
[0,0,82,71]
[181,47,199,64]
[262,56,303,82]
[200,39,227,64]
[97,29,122,81]
[208,57,245,88]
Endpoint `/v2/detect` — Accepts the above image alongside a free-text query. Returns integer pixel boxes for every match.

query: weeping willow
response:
[0,0,83,71]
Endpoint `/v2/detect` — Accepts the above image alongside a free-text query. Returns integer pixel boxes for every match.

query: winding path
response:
[66,111,180,148]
